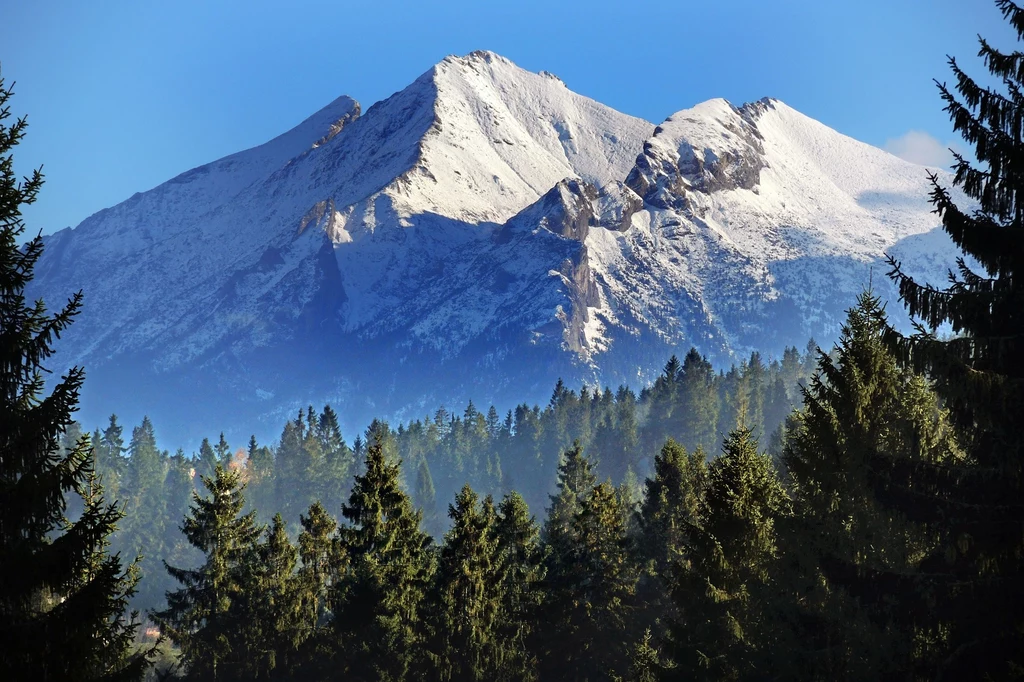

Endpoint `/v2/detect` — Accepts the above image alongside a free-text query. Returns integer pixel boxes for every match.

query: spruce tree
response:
[618,466,643,522]
[882,3,1024,676]
[293,501,342,680]
[162,449,199,589]
[195,437,219,485]
[664,429,789,682]
[537,439,600,678]
[743,352,767,440]
[214,433,231,467]
[677,348,719,453]
[610,387,640,481]
[259,514,304,676]
[301,419,327,509]
[316,405,353,515]
[539,482,639,680]
[640,358,681,456]
[414,455,442,537]
[332,442,433,681]
[762,375,792,457]
[775,293,958,680]
[635,439,706,634]
[232,514,303,680]
[542,440,597,545]
[119,416,168,609]
[626,629,662,682]
[78,470,155,679]
[297,501,340,631]
[0,72,150,681]
[636,439,706,581]
[718,365,747,437]
[155,464,262,681]
[275,420,308,521]
[245,435,275,520]
[93,413,126,502]
[493,491,543,682]
[365,418,400,467]
[424,485,504,681]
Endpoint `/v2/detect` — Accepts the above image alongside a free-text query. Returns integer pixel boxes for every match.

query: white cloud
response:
[883,130,959,169]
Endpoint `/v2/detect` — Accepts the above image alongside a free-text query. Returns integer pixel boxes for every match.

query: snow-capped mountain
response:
[30,51,962,443]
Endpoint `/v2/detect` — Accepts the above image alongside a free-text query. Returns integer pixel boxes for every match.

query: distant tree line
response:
[74,338,815,612]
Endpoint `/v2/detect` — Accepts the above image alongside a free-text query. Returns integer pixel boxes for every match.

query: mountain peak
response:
[459,49,509,64]
[353,50,653,223]
[28,55,960,444]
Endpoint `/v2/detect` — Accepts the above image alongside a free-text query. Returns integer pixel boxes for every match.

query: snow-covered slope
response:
[29,53,961,443]
[579,97,965,363]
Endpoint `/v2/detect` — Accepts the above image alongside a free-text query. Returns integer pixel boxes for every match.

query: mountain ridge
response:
[29,51,963,444]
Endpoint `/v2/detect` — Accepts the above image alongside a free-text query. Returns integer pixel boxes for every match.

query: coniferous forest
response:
[3,3,1024,680]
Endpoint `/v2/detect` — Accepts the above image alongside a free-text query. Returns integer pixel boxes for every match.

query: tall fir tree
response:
[414,454,442,537]
[275,419,309,522]
[245,435,275,520]
[677,348,719,453]
[195,437,219,486]
[231,514,304,680]
[493,491,543,682]
[162,448,199,584]
[626,629,662,682]
[292,501,343,680]
[612,386,641,481]
[743,352,767,441]
[214,433,231,467]
[331,442,434,681]
[774,293,959,680]
[0,71,150,681]
[635,438,706,634]
[640,357,682,458]
[316,405,353,515]
[297,500,341,632]
[93,413,126,502]
[155,464,262,681]
[424,485,504,681]
[664,429,789,682]
[119,416,168,608]
[78,469,156,679]
[882,2,1024,676]
[539,481,639,680]
[542,440,597,545]
[636,439,706,581]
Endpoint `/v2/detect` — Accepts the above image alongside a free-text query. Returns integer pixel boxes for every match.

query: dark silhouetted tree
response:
[0,72,150,680]
[883,3,1024,677]
[155,464,262,681]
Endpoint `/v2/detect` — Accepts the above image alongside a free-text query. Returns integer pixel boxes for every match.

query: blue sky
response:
[2,0,1010,234]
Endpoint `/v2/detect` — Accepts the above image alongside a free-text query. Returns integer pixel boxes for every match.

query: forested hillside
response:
[67,294,964,680]
[68,342,815,611]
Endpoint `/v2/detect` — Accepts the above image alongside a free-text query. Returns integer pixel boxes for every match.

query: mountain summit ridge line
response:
[30,50,964,444]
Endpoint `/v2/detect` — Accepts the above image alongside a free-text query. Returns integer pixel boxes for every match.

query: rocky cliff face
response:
[626,99,768,211]
[29,52,965,443]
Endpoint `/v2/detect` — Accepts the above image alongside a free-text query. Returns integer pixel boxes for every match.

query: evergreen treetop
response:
[333,442,433,681]
[425,484,504,681]
[155,464,262,680]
